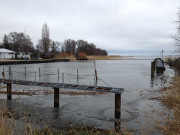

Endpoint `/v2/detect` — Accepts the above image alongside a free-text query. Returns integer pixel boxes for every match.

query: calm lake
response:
[0,59,175,134]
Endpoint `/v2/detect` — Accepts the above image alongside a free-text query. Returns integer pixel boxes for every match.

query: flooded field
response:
[0,59,175,134]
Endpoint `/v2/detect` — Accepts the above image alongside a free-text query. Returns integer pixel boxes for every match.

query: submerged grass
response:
[33,127,131,135]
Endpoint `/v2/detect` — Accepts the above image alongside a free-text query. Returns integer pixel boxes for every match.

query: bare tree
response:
[2,34,11,50]
[50,41,60,53]
[6,32,34,53]
[63,39,76,54]
[38,23,51,53]
[174,9,180,46]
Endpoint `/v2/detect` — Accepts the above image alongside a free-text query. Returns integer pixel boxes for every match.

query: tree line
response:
[0,23,108,59]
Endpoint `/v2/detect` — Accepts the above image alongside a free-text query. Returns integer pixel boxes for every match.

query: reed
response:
[156,77,180,134]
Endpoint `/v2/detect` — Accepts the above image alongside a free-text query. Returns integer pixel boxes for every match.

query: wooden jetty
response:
[0,67,124,130]
[0,59,69,65]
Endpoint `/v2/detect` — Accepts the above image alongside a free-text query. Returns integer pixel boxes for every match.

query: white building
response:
[0,48,15,59]
[16,52,32,60]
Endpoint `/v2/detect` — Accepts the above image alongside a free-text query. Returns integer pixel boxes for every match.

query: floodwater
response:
[0,59,175,134]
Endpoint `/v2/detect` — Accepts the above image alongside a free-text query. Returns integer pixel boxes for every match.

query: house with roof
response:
[16,52,32,60]
[0,48,15,59]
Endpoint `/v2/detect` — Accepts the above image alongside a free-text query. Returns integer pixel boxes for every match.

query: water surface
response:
[0,60,174,134]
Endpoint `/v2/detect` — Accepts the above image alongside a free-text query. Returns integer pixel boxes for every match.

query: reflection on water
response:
[0,60,175,133]
[151,73,167,87]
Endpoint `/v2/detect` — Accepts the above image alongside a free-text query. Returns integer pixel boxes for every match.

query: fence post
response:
[94,74,96,91]
[7,66,12,100]
[39,67,41,78]
[62,73,64,87]
[7,83,12,100]
[58,69,59,79]
[2,67,5,79]
[35,72,36,82]
[25,67,26,76]
[77,69,79,80]
[94,60,98,83]
[9,66,11,80]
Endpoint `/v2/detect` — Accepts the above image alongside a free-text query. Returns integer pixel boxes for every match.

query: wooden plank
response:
[0,78,124,94]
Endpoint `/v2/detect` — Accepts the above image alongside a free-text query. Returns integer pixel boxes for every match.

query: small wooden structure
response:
[151,58,165,76]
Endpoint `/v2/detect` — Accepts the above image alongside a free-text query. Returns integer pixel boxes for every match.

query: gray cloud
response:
[0,0,180,55]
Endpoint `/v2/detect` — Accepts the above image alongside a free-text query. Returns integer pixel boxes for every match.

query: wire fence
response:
[0,66,112,88]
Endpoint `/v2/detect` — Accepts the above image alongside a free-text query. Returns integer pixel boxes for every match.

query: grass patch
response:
[87,55,124,60]
[156,77,180,134]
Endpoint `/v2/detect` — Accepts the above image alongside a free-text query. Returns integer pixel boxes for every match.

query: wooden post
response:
[58,69,59,79]
[2,68,5,79]
[9,66,11,80]
[25,67,26,76]
[62,73,64,83]
[94,60,98,84]
[115,93,121,130]
[39,67,41,78]
[151,61,155,76]
[35,72,36,82]
[7,83,12,100]
[54,87,59,107]
[77,69,79,80]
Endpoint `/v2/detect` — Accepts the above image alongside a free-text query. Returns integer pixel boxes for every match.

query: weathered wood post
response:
[115,93,121,131]
[7,83,12,100]
[77,69,79,79]
[39,67,41,78]
[25,67,26,76]
[58,69,59,79]
[77,69,79,84]
[34,72,36,82]
[7,66,12,100]
[62,73,64,83]
[9,66,11,80]
[94,60,98,84]
[54,87,59,107]
[2,67,5,79]
[151,61,155,76]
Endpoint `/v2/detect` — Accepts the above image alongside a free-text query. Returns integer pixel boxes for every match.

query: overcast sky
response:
[0,0,180,55]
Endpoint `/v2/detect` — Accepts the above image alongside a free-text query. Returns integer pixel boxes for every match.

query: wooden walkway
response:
[0,78,124,94]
